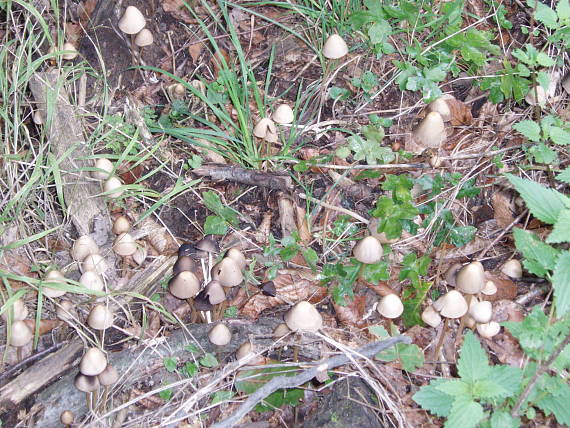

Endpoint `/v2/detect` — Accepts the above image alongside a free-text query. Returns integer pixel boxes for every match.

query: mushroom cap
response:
[43,270,67,298]
[412,111,445,148]
[195,235,219,254]
[81,254,108,275]
[284,301,323,333]
[112,216,131,234]
[194,292,214,311]
[444,263,462,287]
[74,373,100,393]
[113,233,137,256]
[79,270,105,292]
[377,294,404,319]
[208,323,232,346]
[56,300,76,322]
[62,42,78,60]
[97,364,119,386]
[87,304,114,330]
[102,176,124,198]
[212,258,243,287]
[236,342,264,364]
[32,110,44,125]
[1,298,28,322]
[253,118,277,140]
[323,34,349,59]
[469,300,493,324]
[118,6,146,34]
[79,347,108,376]
[562,74,570,95]
[456,261,485,294]
[132,244,148,265]
[272,104,294,124]
[273,323,291,337]
[134,28,153,47]
[436,290,468,318]
[60,410,74,425]
[169,271,200,299]
[91,158,114,180]
[500,259,522,279]
[525,85,547,106]
[367,218,398,244]
[178,243,194,258]
[204,280,226,305]
[476,321,500,338]
[426,95,453,122]
[173,255,197,276]
[421,305,442,327]
[9,320,33,347]
[481,280,497,296]
[72,235,100,262]
[226,248,246,270]
[353,236,383,264]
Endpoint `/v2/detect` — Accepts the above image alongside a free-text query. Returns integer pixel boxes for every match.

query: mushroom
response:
[468,300,493,324]
[72,235,100,262]
[9,320,33,361]
[113,232,137,256]
[32,110,44,125]
[56,300,77,322]
[525,85,547,106]
[273,323,291,337]
[259,281,276,297]
[500,259,522,279]
[79,271,105,292]
[253,118,278,143]
[426,95,454,122]
[236,341,264,365]
[62,42,78,60]
[118,6,146,34]
[60,410,74,427]
[98,364,119,412]
[208,323,232,346]
[421,305,441,328]
[87,304,114,330]
[134,28,153,47]
[79,347,108,376]
[212,258,243,287]
[284,301,322,333]
[91,158,114,181]
[178,243,194,257]
[195,235,219,257]
[74,373,100,412]
[102,176,124,198]
[272,104,294,125]
[1,298,28,322]
[112,216,131,234]
[204,280,226,305]
[43,270,67,298]
[353,236,383,264]
[377,294,404,319]
[456,261,485,295]
[81,254,108,275]
[169,271,200,299]
[444,263,462,287]
[226,248,246,270]
[173,255,197,275]
[481,280,497,296]
[322,34,348,60]
[132,243,148,265]
[476,321,500,338]
[434,290,468,319]
[167,83,186,101]
[412,111,445,148]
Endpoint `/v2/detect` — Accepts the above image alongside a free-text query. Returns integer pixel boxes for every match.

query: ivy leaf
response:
[412,379,455,417]
[211,390,234,405]
[163,357,178,373]
[513,120,541,142]
[203,191,239,226]
[449,226,477,247]
[547,210,570,243]
[457,331,489,383]
[551,251,570,317]
[556,167,570,184]
[513,228,560,276]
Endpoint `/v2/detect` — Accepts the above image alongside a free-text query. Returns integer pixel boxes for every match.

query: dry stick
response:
[511,331,570,418]
[210,336,410,428]
[298,192,369,224]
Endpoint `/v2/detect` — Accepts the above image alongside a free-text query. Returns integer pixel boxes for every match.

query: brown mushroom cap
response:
[476,321,501,338]
[481,280,497,296]
[62,42,78,60]
[212,258,243,287]
[195,235,219,254]
[353,236,383,264]
[412,111,445,148]
[134,28,153,47]
[79,347,108,376]
[426,95,454,122]
[79,271,105,292]
[87,304,114,330]
[204,280,226,305]
[469,300,493,324]
[43,270,68,298]
[500,259,522,279]
[226,248,246,270]
[1,298,28,322]
[173,255,197,276]
[377,294,404,319]
[284,301,322,333]
[169,271,200,299]
[71,235,99,262]
[435,290,468,318]
[91,158,114,181]
[112,216,131,234]
[9,320,33,347]
[97,364,119,386]
[421,305,442,327]
[208,323,232,346]
[118,6,146,34]
[81,254,108,275]
[236,342,264,364]
[132,244,148,266]
[113,232,137,256]
[444,263,462,287]
[60,410,74,425]
[322,34,349,59]
[74,373,100,393]
[456,261,485,294]
[102,176,124,199]
[253,118,278,142]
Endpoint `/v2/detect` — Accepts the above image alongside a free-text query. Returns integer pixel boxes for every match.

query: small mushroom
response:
[113,232,137,256]
[204,280,226,305]
[1,298,28,322]
[468,300,493,324]
[476,321,501,338]
[273,323,291,337]
[212,258,243,287]
[81,254,108,275]
[9,320,33,348]
[377,294,404,319]
[421,305,441,328]
[253,118,278,143]
[456,261,485,295]
[60,410,74,427]
[132,243,148,265]
[32,110,44,125]
[79,271,105,292]
[56,300,77,322]
[62,42,78,60]
[226,248,246,270]
[481,280,497,296]
[322,34,348,60]
[412,111,445,148]
[260,281,277,297]
[208,323,232,346]
[43,270,67,298]
[444,263,462,287]
[178,243,194,257]
[426,95,454,122]
[169,271,200,299]
[102,176,124,199]
[134,28,153,47]
[98,364,119,387]
[500,259,522,279]
[236,341,264,364]
[118,6,146,34]
[72,235,100,262]
[195,235,219,256]
[272,104,294,125]
[284,301,322,333]
[353,236,383,264]
[167,83,186,100]
[173,255,197,275]
[91,158,114,181]
[525,85,547,106]
[79,347,108,376]
[112,216,131,234]
[74,373,100,411]
[87,304,114,330]
[434,290,468,319]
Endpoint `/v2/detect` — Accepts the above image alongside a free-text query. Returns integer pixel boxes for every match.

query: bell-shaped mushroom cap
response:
[97,364,119,386]
[9,320,33,347]
[173,255,197,276]
[118,6,146,34]
[236,342,264,364]
[444,263,462,287]
[481,280,497,296]
[178,243,194,258]
[56,299,76,322]
[60,410,74,425]
[436,290,468,318]
[113,233,137,256]
[62,42,78,60]
[412,111,445,148]
[81,254,108,275]
[500,259,522,279]
[322,34,349,59]
[169,271,200,299]
[273,322,291,337]
[135,28,153,47]
[102,176,124,198]
[426,95,453,122]
[226,248,246,270]
[212,258,243,287]
[43,270,68,298]
[525,85,547,106]
[456,261,485,294]
[284,301,323,333]
[33,110,44,125]
[208,323,232,346]
[87,304,114,330]
[469,300,492,324]
[476,321,500,338]
[272,104,294,124]
[80,347,108,376]
[112,216,131,234]
[377,294,404,319]
[353,236,383,264]
[253,118,277,140]
[562,74,570,95]
[421,305,442,328]
[79,271,104,292]
[74,373,100,393]
[196,235,219,254]
[91,158,114,181]
[367,218,398,244]
[204,280,226,305]
[72,235,99,262]
[1,298,28,322]
[132,244,148,265]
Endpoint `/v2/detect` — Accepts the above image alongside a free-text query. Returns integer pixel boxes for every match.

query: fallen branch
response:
[210,335,411,428]
[193,164,293,191]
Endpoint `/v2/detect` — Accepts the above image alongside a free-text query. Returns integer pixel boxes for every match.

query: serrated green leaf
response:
[513,120,541,142]
[436,380,470,396]
[202,190,239,226]
[362,261,390,283]
[445,396,484,428]
[368,20,392,45]
[487,365,523,398]
[513,228,559,276]
[204,215,228,235]
[536,52,555,67]
[557,0,570,20]
[397,343,425,371]
[489,410,521,428]
[550,127,570,145]
[557,167,570,184]
[457,331,490,383]
[413,379,455,417]
[551,251,570,317]
[535,2,559,28]
[547,210,570,243]
[211,390,234,404]
[534,375,570,425]
[506,174,569,224]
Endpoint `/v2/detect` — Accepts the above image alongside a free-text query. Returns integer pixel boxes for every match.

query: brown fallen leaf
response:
[295,205,312,244]
[162,0,195,23]
[333,295,367,328]
[446,96,473,126]
[486,331,524,367]
[483,271,518,301]
[188,42,203,63]
[491,299,525,323]
[23,319,63,336]
[492,191,515,228]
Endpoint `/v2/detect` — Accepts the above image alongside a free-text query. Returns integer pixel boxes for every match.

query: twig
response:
[0,342,65,383]
[210,336,411,428]
[298,192,369,224]
[511,331,570,417]
[284,160,427,170]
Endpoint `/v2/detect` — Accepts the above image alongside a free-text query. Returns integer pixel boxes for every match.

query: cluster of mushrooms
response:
[91,157,125,199]
[117,6,154,50]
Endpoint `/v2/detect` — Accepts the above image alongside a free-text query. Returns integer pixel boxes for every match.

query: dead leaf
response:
[486,331,524,366]
[78,0,98,26]
[23,319,63,336]
[363,281,395,297]
[491,299,525,323]
[492,191,515,228]
[446,97,473,126]
[295,205,312,244]
[333,296,367,328]
[484,272,518,301]
[278,194,297,239]
[162,0,195,23]
[64,23,82,45]
[188,43,203,62]
[254,212,272,245]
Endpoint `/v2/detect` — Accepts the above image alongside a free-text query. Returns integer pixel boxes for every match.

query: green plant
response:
[370,325,424,371]
[399,252,431,327]
[512,115,570,164]
[202,191,241,235]
[335,124,395,165]
[258,233,318,280]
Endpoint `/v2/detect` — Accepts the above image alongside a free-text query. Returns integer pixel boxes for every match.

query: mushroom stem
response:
[16,347,22,363]
[433,317,449,362]
[100,385,110,413]
[454,295,472,348]
[130,34,136,65]
[292,332,300,363]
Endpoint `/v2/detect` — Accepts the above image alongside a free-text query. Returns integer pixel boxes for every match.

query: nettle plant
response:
[512,114,570,165]
[414,173,570,427]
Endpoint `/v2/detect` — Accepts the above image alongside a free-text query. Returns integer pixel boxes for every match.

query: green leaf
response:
[505,174,569,224]
[362,261,390,283]
[204,215,228,235]
[302,248,318,270]
[211,390,234,405]
[489,410,521,428]
[412,379,455,417]
[457,331,489,383]
[159,388,173,401]
[513,228,559,276]
[557,0,570,20]
[551,251,570,317]
[371,325,424,371]
[202,190,239,225]
[536,52,555,67]
[547,210,570,243]
[199,352,219,368]
[163,357,177,373]
[368,20,392,44]
[449,226,477,247]
[183,362,198,377]
[556,167,570,184]
[528,142,557,164]
[550,127,570,145]
[445,396,484,428]
[486,365,523,398]
[513,120,541,142]
[436,380,470,396]
[402,280,430,327]
[534,375,570,425]
[534,2,559,29]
